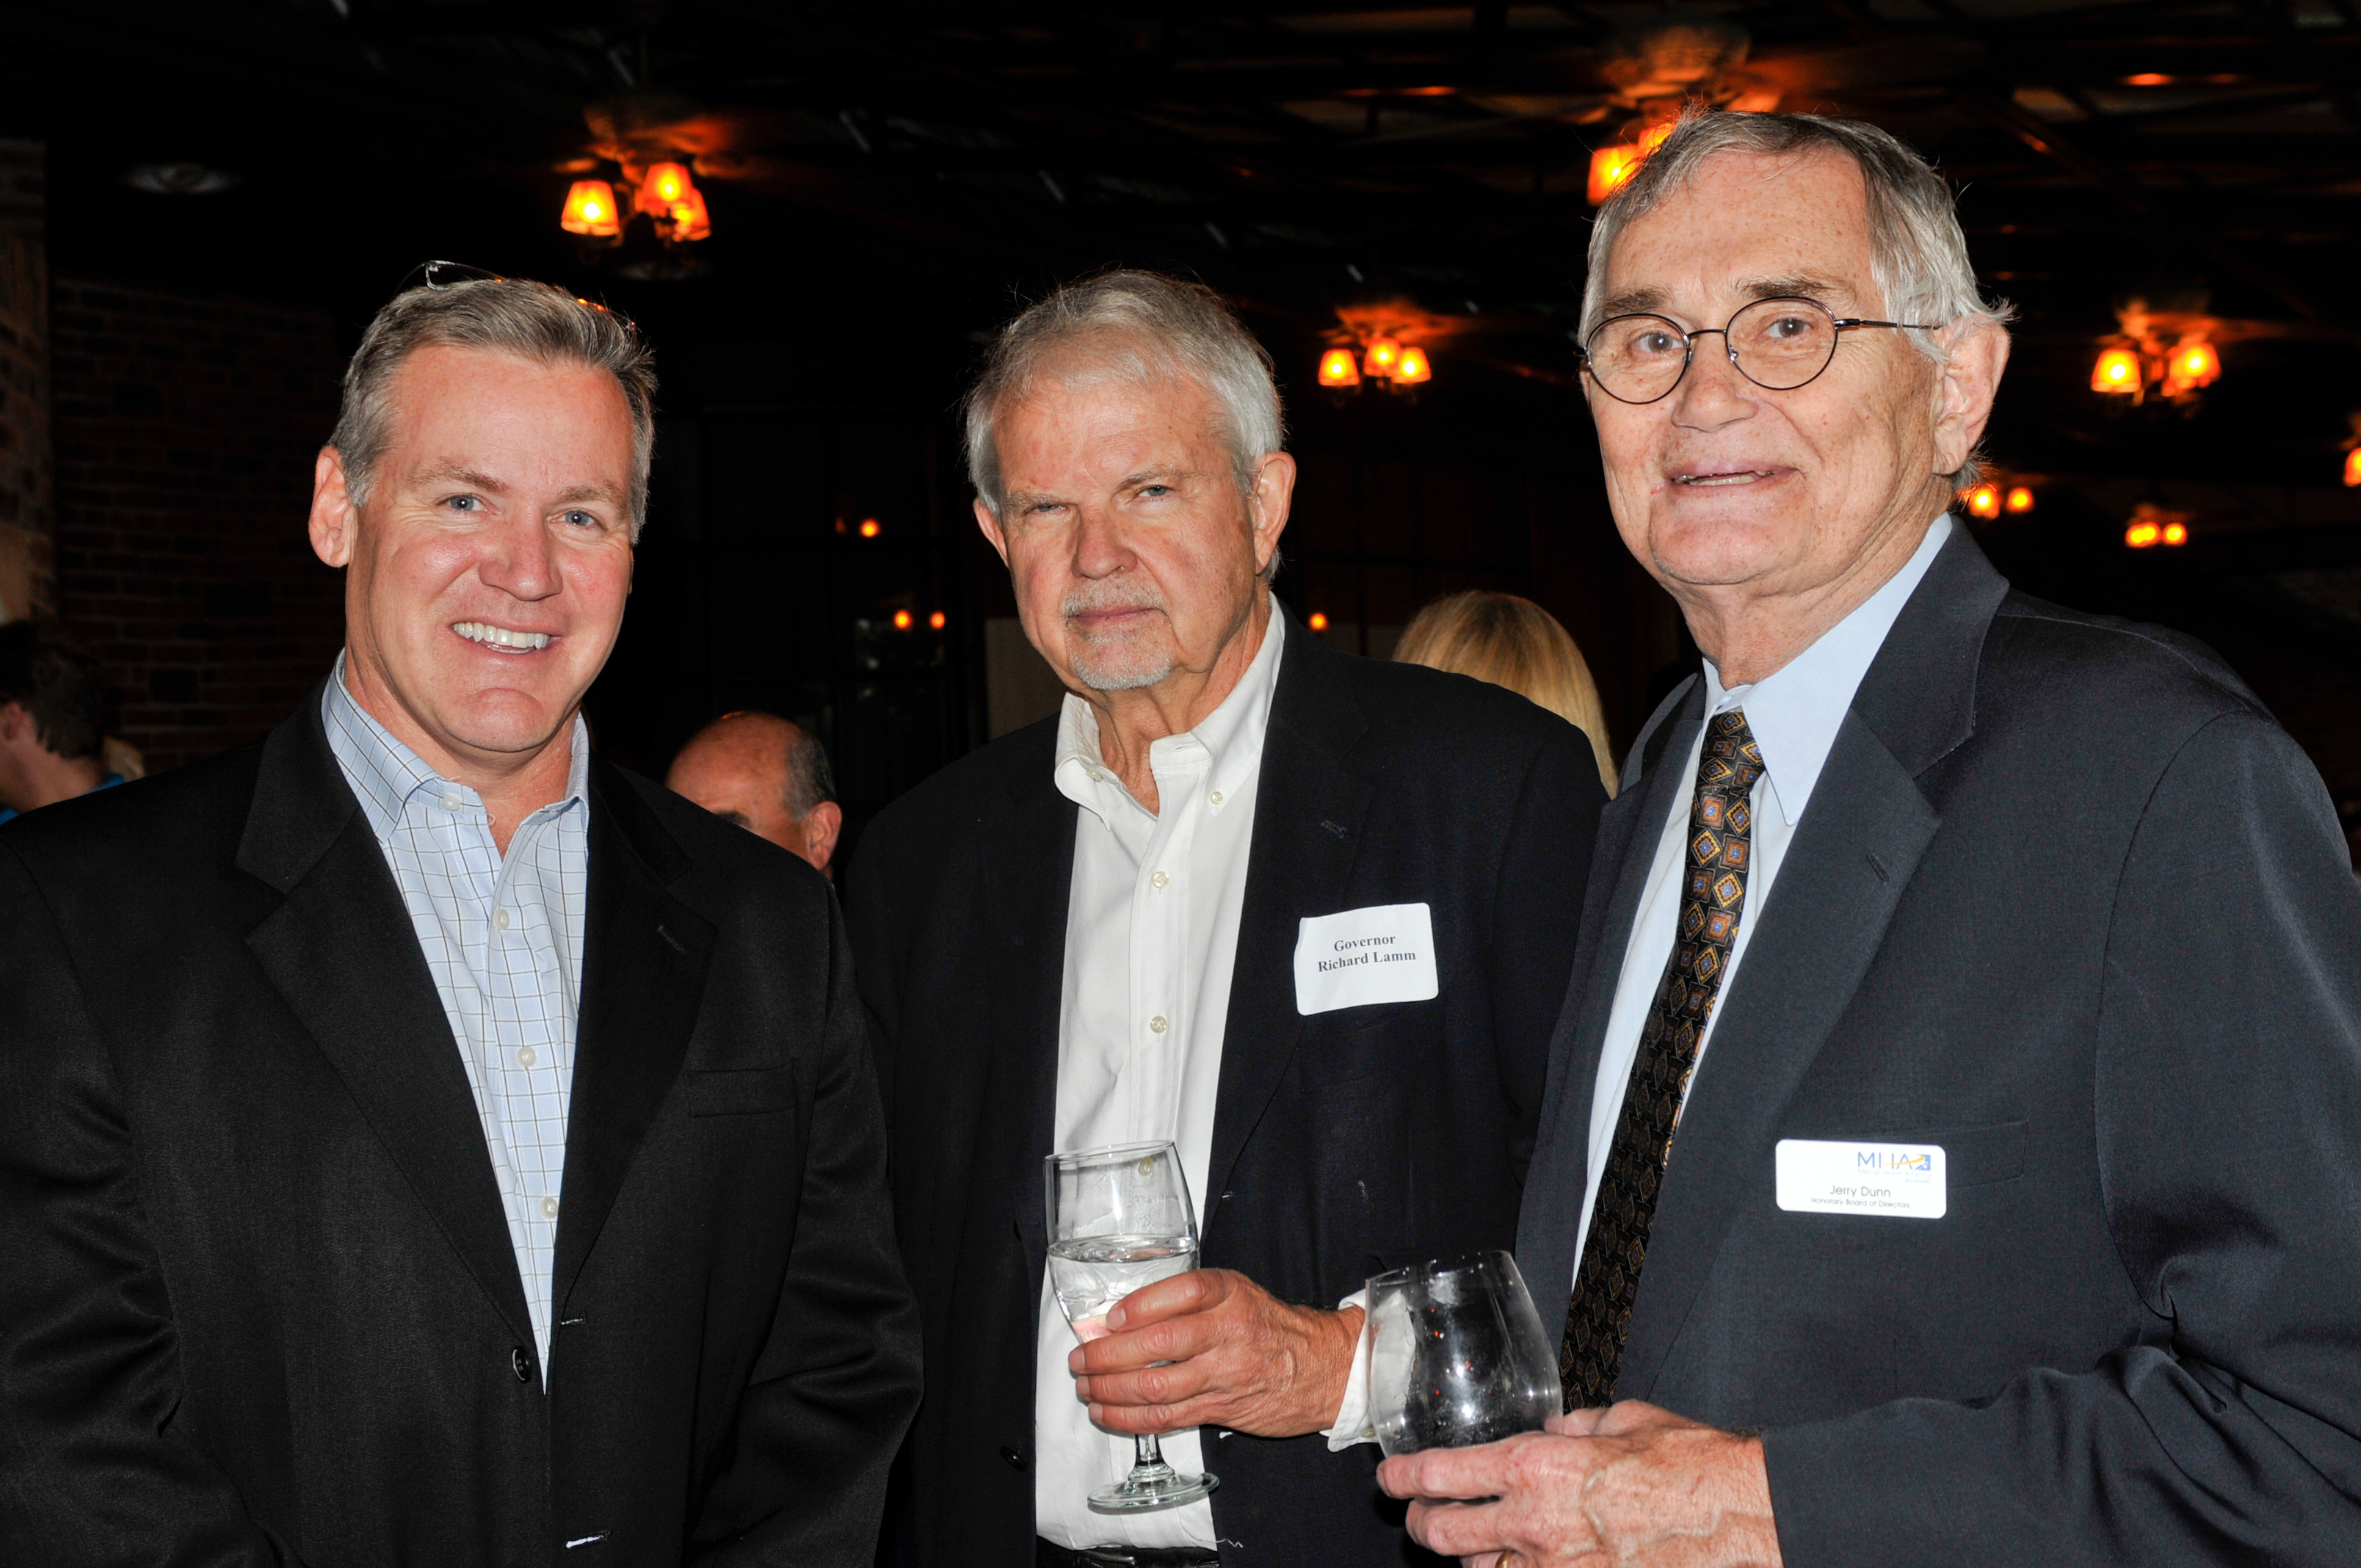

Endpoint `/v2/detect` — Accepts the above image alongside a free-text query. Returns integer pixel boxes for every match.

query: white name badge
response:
[1775,1139,1948,1219]
[1294,903,1440,1016]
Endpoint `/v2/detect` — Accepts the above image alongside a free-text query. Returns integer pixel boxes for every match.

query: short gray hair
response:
[782,724,837,820]
[1584,109,2013,488]
[330,277,659,537]
[964,269,1286,522]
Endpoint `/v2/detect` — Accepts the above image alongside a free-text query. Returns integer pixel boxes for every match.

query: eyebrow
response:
[551,482,624,506]
[414,462,510,493]
[1000,466,1196,514]
[1592,273,1863,327]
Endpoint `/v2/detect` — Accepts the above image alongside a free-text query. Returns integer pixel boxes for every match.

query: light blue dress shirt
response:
[1575,515,1955,1270]
[322,660,589,1379]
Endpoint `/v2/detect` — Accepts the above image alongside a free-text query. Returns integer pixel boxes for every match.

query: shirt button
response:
[1150,871,1170,890]
[1089,770,1105,784]
[540,1197,560,1220]
[1208,790,1225,806]
[515,1045,537,1068]
[1149,1015,1168,1034]
[440,793,462,810]
[512,1346,532,1382]
[493,908,511,931]
[1001,1445,1027,1471]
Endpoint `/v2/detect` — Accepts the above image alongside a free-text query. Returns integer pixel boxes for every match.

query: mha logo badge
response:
[1776,1139,1948,1219]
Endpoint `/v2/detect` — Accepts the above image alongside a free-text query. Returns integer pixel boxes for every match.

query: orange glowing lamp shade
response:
[560,179,622,237]
[1319,348,1361,387]
[1588,144,1643,206]
[637,161,695,215]
[859,518,881,538]
[2005,485,2035,514]
[2161,521,2188,546]
[2091,347,2142,394]
[2346,447,2361,488]
[929,611,947,630]
[2125,520,2161,548]
[2164,339,2219,393]
[1364,337,1403,377]
[1308,611,1330,631]
[893,609,913,630]
[1393,345,1432,385]
[667,184,713,242]
[1965,482,2001,520]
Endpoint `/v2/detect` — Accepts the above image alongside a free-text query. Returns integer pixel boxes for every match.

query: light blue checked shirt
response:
[322,658,590,1382]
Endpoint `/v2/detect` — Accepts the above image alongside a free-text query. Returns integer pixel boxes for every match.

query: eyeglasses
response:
[1580,297,1940,405]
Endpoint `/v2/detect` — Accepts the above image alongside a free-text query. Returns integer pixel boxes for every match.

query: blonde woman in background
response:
[1393,589,1618,797]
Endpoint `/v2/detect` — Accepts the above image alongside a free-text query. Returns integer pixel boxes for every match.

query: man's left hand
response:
[1069,1267,1363,1440]
[1377,1400,1782,1568]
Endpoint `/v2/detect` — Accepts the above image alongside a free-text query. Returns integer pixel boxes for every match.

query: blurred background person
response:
[1394,590,1619,798]
[667,709,844,876]
[0,620,126,824]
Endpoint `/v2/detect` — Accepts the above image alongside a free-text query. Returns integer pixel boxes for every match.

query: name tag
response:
[1775,1139,1947,1219]
[1294,903,1440,1016]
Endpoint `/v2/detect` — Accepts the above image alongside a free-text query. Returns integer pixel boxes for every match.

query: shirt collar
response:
[1053,600,1287,829]
[1701,513,1952,827]
[322,653,590,844]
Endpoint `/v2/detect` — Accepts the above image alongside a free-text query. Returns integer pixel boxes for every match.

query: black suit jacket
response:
[846,610,1606,1567]
[1518,530,2361,1563]
[0,694,923,1567]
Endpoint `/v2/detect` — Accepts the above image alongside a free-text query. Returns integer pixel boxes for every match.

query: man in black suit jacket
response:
[845,272,1604,1567]
[1381,113,2361,1564]
[0,274,920,1565]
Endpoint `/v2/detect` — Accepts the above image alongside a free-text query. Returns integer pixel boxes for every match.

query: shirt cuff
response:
[1321,1288,1378,1450]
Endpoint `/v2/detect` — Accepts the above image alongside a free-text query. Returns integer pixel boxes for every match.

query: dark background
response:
[0,0,2354,865]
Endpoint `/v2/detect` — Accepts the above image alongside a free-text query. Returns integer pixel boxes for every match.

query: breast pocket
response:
[1294,997,1445,1087]
[684,1064,797,1117]
[1890,1119,2027,1189]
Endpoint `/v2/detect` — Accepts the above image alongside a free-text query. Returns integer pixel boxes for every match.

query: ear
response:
[802,799,844,879]
[973,496,1011,567]
[1929,321,2011,478]
[1247,451,1296,577]
[0,700,24,743]
[309,446,360,569]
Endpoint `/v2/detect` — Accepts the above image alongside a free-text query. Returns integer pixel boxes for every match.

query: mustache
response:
[1059,582,1167,622]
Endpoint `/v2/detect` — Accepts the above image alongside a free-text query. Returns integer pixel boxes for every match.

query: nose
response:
[1670,329,1760,434]
[479,513,562,603]
[1070,500,1134,581]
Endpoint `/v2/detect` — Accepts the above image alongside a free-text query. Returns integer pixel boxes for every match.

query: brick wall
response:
[0,139,51,620]
[50,280,346,770]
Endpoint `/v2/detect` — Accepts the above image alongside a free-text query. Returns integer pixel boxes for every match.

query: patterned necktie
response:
[1560,708,1764,1410]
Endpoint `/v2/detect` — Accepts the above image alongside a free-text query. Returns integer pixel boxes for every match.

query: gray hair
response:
[964,269,1287,528]
[330,277,659,537]
[782,723,837,820]
[1584,109,2013,488]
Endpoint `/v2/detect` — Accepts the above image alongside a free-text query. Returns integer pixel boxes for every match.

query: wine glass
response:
[1365,1250,1559,1456]
[1045,1140,1220,1514]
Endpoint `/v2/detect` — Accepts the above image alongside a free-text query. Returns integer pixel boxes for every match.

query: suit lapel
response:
[1616,530,2009,1400]
[239,700,535,1347]
[992,763,1079,1288]
[1518,680,1702,1312]
[1203,616,1374,1241]
[551,763,714,1311]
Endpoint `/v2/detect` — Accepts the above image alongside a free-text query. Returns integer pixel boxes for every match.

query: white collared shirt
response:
[1032,610,1284,1553]
[1573,515,1954,1272]
[321,660,590,1379]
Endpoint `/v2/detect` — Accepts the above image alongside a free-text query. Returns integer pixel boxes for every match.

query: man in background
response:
[667,709,843,876]
[0,620,125,824]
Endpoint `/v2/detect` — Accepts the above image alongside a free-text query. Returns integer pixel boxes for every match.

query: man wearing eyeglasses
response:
[0,272,921,1564]
[1381,112,2361,1564]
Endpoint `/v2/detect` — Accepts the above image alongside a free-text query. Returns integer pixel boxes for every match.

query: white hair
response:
[1585,109,2014,488]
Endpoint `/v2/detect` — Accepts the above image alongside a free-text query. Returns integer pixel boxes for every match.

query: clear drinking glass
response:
[1365,1250,1560,1456]
[1045,1140,1220,1514]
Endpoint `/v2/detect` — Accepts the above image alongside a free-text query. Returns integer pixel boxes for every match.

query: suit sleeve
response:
[689,892,924,1567]
[0,845,308,1567]
[1762,710,2361,1563]
[1489,722,1608,1182]
[839,831,903,1123]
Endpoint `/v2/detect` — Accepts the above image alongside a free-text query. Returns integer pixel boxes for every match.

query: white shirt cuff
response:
[1321,1288,1379,1450]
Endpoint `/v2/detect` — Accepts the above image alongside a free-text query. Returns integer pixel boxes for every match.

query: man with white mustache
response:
[0,272,921,1564]
[844,270,1608,1567]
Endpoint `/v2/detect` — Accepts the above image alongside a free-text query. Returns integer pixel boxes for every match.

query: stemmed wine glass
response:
[1365,1250,1560,1456]
[1045,1140,1221,1514]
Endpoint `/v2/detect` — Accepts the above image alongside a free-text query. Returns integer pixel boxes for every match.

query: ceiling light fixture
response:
[560,164,711,246]
[560,180,623,238]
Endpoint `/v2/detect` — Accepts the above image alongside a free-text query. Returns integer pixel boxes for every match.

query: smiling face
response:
[1585,148,2000,631]
[309,343,636,783]
[976,365,1291,703]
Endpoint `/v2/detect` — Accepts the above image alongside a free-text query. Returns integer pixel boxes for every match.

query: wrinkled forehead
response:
[1596,148,1882,322]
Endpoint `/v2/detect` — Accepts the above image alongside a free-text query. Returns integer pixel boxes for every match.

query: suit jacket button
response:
[512,1346,532,1382]
[1000,1445,1026,1470]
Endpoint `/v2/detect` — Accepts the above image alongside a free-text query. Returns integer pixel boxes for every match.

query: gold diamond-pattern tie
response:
[1560,708,1765,1410]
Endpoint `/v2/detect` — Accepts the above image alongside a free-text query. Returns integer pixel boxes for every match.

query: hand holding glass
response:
[1366,1250,1559,1456]
[1045,1140,1219,1514]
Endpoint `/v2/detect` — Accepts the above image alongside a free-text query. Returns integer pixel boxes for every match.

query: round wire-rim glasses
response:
[1580,296,1941,405]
